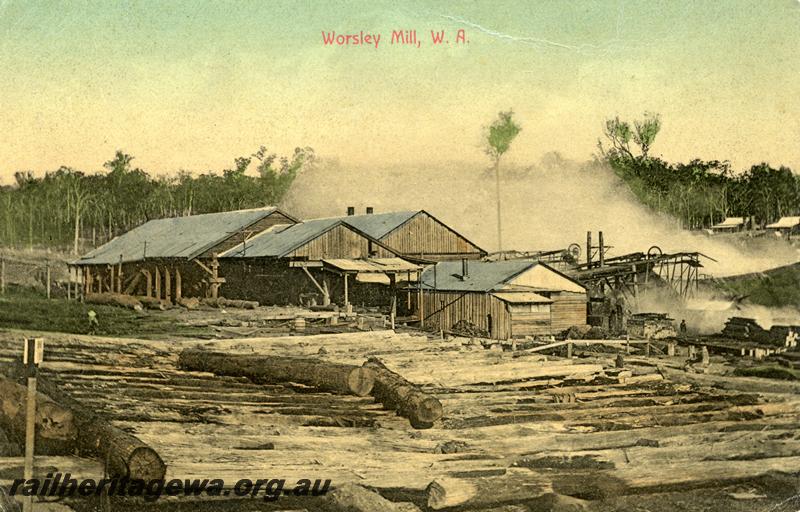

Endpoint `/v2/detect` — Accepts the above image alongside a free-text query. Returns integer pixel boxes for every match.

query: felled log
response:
[178,349,376,396]
[363,357,443,429]
[0,376,76,454]
[35,377,166,481]
[201,297,259,309]
[85,292,143,311]
[176,297,200,310]
[426,473,553,510]
[136,295,168,310]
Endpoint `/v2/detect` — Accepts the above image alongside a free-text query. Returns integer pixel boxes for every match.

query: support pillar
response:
[175,269,182,301]
[155,267,162,301]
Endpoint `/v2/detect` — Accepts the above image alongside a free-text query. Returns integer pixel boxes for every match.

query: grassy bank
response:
[0,285,206,338]
[705,262,800,308]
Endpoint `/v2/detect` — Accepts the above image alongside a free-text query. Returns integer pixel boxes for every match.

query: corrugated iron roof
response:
[766,216,800,229]
[322,211,419,239]
[711,217,744,228]
[420,260,537,292]
[491,291,553,303]
[76,207,283,265]
[322,258,420,273]
[223,218,374,258]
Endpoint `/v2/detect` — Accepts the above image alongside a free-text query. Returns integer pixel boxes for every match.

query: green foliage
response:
[711,262,800,309]
[0,285,209,337]
[600,114,800,229]
[0,147,314,252]
[485,110,521,163]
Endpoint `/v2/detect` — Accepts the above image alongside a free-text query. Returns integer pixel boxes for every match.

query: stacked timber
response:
[201,297,259,309]
[363,357,443,429]
[721,317,769,342]
[178,349,376,396]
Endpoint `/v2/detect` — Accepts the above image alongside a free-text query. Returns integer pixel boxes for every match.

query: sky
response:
[1,0,799,182]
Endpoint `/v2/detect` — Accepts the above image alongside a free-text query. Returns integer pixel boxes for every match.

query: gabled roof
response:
[338,211,418,239]
[766,216,800,229]
[420,260,588,294]
[420,260,537,292]
[76,207,290,265]
[711,217,744,229]
[318,210,486,255]
[221,218,396,259]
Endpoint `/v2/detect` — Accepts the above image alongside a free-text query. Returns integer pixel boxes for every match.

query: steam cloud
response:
[284,153,799,278]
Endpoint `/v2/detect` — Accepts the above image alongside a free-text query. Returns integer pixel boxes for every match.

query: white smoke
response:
[283,154,799,278]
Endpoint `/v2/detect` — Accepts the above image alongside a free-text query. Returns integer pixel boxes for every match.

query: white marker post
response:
[23,337,44,512]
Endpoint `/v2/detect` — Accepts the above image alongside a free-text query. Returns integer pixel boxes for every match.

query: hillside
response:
[705,262,800,308]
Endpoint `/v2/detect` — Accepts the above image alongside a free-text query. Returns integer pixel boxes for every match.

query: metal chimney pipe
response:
[462,258,469,277]
[598,231,605,267]
[346,206,355,216]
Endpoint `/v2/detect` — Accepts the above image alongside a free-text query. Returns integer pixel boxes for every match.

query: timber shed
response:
[73,207,297,301]
[328,209,486,262]
[414,260,588,339]
[219,218,420,307]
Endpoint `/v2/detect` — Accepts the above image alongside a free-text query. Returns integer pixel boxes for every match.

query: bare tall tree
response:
[485,110,521,257]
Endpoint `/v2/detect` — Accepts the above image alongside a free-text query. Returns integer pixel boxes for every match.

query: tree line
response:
[0,147,314,254]
[598,113,800,230]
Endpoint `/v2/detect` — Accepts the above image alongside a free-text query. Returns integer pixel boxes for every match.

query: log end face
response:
[426,477,477,510]
[127,446,167,482]
[414,396,444,425]
[347,367,376,397]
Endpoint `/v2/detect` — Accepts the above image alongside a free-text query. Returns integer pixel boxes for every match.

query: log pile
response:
[0,328,797,510]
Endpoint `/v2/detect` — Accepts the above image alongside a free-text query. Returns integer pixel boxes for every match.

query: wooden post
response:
[210,255,220,299]
[154,267,162,301]
[2,257,6,296]
[67,266,71,300]
[144,269,153,298]
[109,264,115,295]
[175,269,182,301]
[418,270,424,328]
[46,260,51,299]
[343,273,349,308]
[567,341,573,359]
[390,295,396,330]
[23,337,42,512]
[645,342,651,357]
[117,256,123,294]
[164,267,172,303]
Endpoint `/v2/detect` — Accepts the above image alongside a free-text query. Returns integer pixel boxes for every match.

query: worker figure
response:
[87,309,99,334]
[679,319,687,337]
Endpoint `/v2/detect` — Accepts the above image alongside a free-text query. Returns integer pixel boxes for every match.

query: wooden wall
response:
[382,212,485,261]
[547,291,589,333]
[508,304,552,337]
[288,224,395,260]
[420,291,510,339]
[202,212,296,257]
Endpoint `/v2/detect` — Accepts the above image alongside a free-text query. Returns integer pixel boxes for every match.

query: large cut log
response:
[35,376,166,481]
[0,376,76,454]
[426,472,553,510]
[85,292,143,311]
[201,297,259,309]
[178,349,376,397]
[363,357,443,429]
